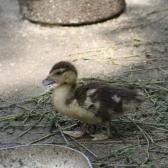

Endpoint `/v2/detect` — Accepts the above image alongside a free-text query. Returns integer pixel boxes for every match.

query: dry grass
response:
[0,75,168,168]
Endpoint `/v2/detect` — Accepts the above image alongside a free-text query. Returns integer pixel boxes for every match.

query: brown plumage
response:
[43,61,144,140]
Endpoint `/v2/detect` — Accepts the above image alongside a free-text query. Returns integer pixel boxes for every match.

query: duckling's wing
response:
[74,83,120,112]
[96,86,145,116]
[74,82,103,105]
[97,85,144,103]
[74,83,124,121]
[74,82,144,113]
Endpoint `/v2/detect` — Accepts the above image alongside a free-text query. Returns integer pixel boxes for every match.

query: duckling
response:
[42,61,144,140]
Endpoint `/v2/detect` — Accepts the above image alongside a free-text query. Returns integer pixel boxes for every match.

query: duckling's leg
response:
[106,121,112,138]
[91,121,112,141]
[63,123,87,138]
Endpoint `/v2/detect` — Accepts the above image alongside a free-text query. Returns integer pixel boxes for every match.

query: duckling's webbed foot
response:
[63,123,88,138]
[91,133,109,141]
[63,130,85,138]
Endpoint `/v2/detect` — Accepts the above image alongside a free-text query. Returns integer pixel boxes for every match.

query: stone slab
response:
[20,0,126,25]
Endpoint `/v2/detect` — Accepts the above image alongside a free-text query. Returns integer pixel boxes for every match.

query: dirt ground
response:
[0,0,168,167]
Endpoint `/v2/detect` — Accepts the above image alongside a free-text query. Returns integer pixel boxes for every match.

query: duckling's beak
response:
[42,76,55,86]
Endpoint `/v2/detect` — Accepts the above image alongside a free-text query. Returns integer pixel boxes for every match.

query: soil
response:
[0,0,168,167]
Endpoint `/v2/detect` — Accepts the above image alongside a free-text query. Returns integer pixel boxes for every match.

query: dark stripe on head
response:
[50,61,78,75]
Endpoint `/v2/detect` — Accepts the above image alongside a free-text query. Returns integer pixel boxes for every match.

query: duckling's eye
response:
[55,71,62,75]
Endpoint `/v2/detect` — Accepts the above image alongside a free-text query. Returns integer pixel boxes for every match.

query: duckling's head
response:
[42,61,78,86]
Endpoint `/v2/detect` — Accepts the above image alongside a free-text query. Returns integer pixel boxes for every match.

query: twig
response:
[98,144,135,161]
[16,105,34,112]
[0,99,36,109]
[142,133,150,164]
[30,132,59,144]
[149,149,168,155]
[154,137,168,143]
[16,112,48,138]
[29,124,77,144]
[92,162,138,167]
[83,140,124,144]
[112,119,168,130]
[155,144,168,149]
[55,122,70,145]
[126,117,151,164]
[0,114,19,121]
[16,105,36,124]
[0,87,53,110]
[124,65,168,74]
[51,112,70,145]
[68,136,98,158]
[144,89,157,105]
[145,131,154,144]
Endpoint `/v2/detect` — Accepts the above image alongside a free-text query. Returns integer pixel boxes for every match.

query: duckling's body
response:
[43,61,144,140]
[52,84,102,124]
